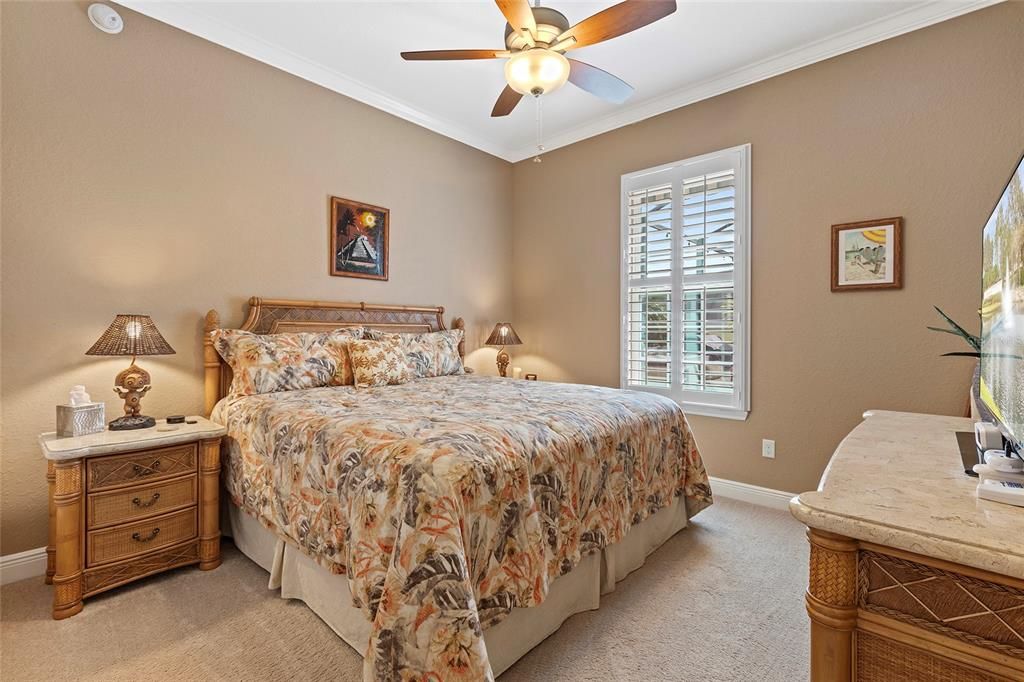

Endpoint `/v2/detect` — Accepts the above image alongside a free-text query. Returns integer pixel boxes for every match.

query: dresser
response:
[40,417,226,619]
[790,411,1024,681]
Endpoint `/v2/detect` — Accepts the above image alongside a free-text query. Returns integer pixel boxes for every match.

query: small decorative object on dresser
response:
[485,322,522,377]
[831,217,903,291]
[85,314,176,430]
[39,417,226,619]
[330,196,389,280]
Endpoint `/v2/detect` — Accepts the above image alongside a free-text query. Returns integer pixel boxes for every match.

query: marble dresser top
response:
[40,417,225,461]
[790,410,1024,580]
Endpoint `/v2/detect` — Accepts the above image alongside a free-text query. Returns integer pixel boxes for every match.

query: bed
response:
[204,298,712,681]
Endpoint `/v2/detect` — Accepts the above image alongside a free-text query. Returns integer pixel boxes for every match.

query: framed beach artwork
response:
[330,196,389,280]
[831,217,903,291]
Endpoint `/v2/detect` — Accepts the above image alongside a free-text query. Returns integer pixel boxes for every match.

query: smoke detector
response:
[88,3,124,34]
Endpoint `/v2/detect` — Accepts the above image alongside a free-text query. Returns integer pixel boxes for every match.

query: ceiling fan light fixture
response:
[401,0,674,118]
[504,48,569,97]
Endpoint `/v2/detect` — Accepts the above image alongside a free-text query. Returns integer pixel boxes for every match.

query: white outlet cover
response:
[762,439,776,459]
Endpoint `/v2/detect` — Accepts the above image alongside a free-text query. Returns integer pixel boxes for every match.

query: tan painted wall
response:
[509,3,1024,495]
[0,3,512,555]
[2,1,1022,557]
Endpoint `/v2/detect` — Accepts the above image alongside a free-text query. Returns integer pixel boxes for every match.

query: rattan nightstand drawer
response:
[87,474,197,529]
[87,443,197,492]
[87,507,197,566]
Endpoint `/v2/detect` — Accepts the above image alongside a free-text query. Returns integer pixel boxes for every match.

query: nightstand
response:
[39,417,226,619]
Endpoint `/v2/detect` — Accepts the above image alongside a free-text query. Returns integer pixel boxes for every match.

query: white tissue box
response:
[56,403,106,437]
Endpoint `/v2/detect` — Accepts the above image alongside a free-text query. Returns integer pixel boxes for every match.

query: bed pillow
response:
[211,327,363,395]
[364,328,464,378]
[348,336,416,388]
[321,327,365,387]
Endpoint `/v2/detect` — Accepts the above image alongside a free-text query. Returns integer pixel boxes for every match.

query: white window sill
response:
[623,384,749,421]
[677,402,749,421]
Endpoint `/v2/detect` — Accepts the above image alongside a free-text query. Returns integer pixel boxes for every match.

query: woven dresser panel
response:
[88,474,197,529]
[859,551,1024,659]
[84,541,199,597]
[87,507,197,566]
[87,444,197,491]
[857,632,1009,682]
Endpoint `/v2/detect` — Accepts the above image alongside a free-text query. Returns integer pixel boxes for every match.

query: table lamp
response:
[485,322,522,378]
[86,314,175,430]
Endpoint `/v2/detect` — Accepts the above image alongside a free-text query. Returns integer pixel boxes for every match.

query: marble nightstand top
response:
[40,416,225,461]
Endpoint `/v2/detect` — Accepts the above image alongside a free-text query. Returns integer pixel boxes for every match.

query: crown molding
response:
[118,0,1000,164]
[115,1,513,160]
[505,0,1002,161]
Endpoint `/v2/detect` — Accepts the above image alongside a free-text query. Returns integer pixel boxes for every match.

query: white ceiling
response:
[118,1,997,161]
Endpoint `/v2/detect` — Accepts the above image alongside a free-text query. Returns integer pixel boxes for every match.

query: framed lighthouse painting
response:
[330,196,389,280]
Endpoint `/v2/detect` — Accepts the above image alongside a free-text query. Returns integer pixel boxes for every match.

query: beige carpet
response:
[0,498,808,681]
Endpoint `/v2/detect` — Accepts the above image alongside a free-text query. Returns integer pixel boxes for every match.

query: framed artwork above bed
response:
[330,196,389,280]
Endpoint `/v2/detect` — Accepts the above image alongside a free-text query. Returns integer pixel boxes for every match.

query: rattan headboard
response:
[203,297,465,416]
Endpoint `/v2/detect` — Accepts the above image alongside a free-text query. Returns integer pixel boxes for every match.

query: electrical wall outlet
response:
[762,439,776,459]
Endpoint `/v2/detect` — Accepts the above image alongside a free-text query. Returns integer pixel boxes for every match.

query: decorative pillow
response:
[321,327,365,387]
[364,329,464,378]
[211,327,363,395]
[347,336,416,388]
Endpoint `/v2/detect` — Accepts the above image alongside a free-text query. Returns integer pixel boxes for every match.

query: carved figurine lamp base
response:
[485,322,522,378]
[85,314,175,431]
[109,359,156,430]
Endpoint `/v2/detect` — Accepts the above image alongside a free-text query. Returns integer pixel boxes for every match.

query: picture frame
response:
[329,196,389,280]
[831,217,903,291]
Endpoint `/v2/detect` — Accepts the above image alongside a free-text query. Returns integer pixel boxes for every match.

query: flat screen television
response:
[979,152,1024,451]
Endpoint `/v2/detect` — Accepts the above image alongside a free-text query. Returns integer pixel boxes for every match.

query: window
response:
[620,144,750,420]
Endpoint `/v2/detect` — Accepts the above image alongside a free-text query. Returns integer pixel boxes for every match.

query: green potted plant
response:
[928,306,1021,359]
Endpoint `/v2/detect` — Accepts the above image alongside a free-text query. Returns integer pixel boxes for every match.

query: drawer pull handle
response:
[131,528,161,543]
[132,460,161,477]
[131,492,161,508]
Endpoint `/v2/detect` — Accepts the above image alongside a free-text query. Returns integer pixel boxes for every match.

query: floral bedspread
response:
[213,375,711,681]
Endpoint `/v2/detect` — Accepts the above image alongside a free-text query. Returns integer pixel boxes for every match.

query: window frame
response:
[619,143,751,420]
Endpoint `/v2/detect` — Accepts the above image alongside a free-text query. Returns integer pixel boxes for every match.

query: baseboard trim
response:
[0,547,47,585]
[709,476,796,511]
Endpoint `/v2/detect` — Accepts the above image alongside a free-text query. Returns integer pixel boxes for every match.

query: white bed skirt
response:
[227,498,689,677]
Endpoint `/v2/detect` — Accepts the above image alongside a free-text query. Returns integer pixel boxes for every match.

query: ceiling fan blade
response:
[557,0,676,50]
[491,85,524,117]
[401,49,506,61]
[568,59,634,103]
[495,0,537,38]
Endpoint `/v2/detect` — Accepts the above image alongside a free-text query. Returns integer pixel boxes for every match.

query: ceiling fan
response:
[401,0,677,117]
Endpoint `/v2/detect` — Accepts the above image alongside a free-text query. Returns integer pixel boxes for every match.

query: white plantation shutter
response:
[680,169,736,395]
[626,183,673,387]
[626,286,672,387]
[621,145,750,420]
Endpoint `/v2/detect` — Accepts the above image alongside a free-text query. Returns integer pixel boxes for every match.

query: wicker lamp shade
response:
[485,322,522,346]
[86,315,175,357]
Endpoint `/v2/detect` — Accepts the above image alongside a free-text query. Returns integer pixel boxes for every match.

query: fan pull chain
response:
[533,95,545,164]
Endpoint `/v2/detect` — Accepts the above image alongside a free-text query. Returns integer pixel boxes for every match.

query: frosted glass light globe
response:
[504,49,570,96]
